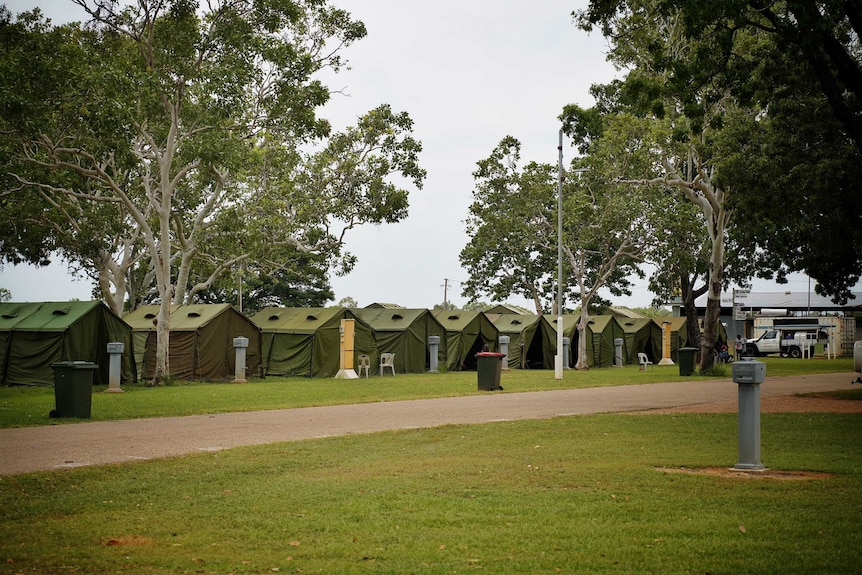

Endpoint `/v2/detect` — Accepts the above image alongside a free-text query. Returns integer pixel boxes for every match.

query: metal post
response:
[232,337,249,383]
[428,335,440,373]
[499,335,510,371]
[732,358,766,470]
[613,338,624,368]
[556,130,564,380]
[106,342,125,393]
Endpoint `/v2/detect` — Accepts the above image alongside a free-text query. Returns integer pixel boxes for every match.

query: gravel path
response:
[0,372,856,476]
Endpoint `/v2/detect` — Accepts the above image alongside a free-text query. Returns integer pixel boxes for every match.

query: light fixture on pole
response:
[556,130,587,379]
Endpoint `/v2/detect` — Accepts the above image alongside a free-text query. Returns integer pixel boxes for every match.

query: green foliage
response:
[336,296,359,308]
[577,0,862,303]
[630,306,671,318]
[460,136,559,310]
[699,362,728,377]
[0,2,423,318]
[460,135,651,314]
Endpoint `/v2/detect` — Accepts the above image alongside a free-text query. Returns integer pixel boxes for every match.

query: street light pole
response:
[556,131,564,379]
[556,130,588,380]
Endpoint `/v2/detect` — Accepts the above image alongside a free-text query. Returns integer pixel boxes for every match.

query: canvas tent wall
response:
[250,307,375,378]
[620,318,662,364]
[431,310,499,371]
[0,301,136,386]
[488,314,545,369]
[125,304,261,382]
[542,315,625,368]
[351,308,446,374]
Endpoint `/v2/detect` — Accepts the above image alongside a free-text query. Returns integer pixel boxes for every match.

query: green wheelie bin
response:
[51,361,98,418]
[678,347,698,377]
[475,352,505,391]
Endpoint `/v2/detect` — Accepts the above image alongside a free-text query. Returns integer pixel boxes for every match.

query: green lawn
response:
[1,412,859,574]
[1,357,860,573]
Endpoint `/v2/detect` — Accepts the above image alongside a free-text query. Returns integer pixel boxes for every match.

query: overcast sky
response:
[0,0,836,308]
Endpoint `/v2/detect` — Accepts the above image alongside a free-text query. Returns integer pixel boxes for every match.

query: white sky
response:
[0,0,844,308]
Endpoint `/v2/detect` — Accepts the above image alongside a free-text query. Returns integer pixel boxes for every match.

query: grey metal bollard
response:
[233,337,249,383]
[853,341,862,384]
[562,337,571,369]
[499,336,510,370]
[614,338,624,368]
[428,335,440,373]
[732,358,766,470]
[106,342,125,393]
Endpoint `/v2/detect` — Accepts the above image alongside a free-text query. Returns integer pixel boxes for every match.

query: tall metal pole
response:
[556,130,564,380]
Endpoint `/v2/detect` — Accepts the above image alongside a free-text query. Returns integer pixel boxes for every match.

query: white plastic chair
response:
[637,353,653,371]
[357,354,371,378]
[379,353,396,376]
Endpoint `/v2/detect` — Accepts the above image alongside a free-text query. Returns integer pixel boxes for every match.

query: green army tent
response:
[351,308,446,374]
[125,304,261,382]
[542,315,625,368]
[584,315,626,367]
[485,303,533,315]
[541,315,578,368]
[431,310,499,371]
[0,301,136,386]
[620,317,662,364]
[250,307,375,378]
[487,313,546,369]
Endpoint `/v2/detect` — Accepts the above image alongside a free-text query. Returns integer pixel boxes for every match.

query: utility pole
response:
[441,278,451,308]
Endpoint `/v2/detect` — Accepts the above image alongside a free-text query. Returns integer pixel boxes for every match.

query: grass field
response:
[1,357,859,573]
[1,412,860,574]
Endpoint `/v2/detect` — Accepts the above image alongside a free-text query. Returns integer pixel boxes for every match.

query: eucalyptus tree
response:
[563,116,661,369]
[461,134,657,369]
[460,136,560,315]
[578,0,862,304]
[0,1,425,384]
[564,4,791,370]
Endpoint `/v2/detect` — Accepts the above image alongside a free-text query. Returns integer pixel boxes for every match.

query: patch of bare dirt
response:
[656,467,834,480]
[104,535,154,547]
[637,395,862,414]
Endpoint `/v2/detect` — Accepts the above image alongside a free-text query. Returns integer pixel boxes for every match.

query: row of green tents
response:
[1,301,723,385]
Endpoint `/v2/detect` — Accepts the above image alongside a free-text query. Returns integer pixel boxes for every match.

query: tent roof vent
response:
[268,315,280,321]
[144,313,157,319]
[391,314,404,320]
[187,312,201,318]
[306,315,318,321]
[448,314,459,320]
[52,308,70,316]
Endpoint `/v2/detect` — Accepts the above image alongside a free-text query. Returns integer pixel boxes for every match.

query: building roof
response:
[695,291,862,312]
